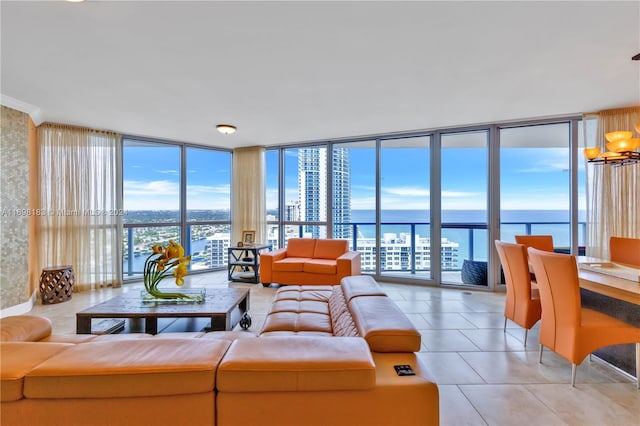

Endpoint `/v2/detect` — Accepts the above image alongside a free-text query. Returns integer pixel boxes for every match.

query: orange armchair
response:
[495,241,541,347]
[610,236,640,267]
[528,248,640,387]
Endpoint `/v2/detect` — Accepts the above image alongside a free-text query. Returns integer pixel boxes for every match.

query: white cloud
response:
[155,169,179,175]
[517,157,569,173]
[382,186,430,197]
[124,180,179,196]
[186,184,230,195]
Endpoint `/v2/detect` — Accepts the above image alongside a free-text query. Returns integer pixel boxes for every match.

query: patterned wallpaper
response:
[0,106,30,309]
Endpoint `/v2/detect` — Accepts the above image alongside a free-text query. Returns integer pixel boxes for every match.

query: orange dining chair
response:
[528,248,640,388]
[495,241,541,347]
[610,236,640,267]
[515,235,554,253]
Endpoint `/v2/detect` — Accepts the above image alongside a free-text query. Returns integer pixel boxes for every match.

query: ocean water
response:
[349,209,586,261]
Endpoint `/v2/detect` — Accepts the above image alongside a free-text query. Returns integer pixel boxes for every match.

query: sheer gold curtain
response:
[232,146,266,244]
[35,123,122,291]
[585,106,640,259]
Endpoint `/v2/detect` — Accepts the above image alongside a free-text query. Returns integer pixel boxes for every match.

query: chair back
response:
[495,241,538,328]
[610,236,640,267]
[527,248,581,356]
[515,235,554,252]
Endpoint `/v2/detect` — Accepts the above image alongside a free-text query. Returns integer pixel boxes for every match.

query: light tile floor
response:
[26,271,640,426]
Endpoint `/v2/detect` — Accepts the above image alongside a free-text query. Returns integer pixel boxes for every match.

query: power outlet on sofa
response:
[394,364,415,376]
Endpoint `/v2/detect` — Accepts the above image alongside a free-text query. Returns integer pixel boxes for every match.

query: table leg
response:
[76,315,92,334]
[208,315,226,331]
[240,293,249,313]
[144,317,158,335]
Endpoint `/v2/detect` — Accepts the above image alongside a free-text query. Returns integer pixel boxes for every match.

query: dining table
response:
[577,256,640,305]
[575,256,640,377]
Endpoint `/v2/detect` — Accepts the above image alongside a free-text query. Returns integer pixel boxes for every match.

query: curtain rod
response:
[38,121,119,137]
[583,105,640,117]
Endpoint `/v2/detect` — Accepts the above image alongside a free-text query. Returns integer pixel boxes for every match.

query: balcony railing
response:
[122,221,586,279]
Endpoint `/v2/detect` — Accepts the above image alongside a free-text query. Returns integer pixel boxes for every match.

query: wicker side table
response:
[40,266,75,304]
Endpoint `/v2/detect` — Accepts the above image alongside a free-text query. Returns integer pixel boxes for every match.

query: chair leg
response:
[524,329,528,348]
[571,364,577,387]
[539,344,544,363]
[503,316,507,332]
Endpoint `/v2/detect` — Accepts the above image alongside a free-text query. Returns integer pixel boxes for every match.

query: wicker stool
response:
[39,266,75,304]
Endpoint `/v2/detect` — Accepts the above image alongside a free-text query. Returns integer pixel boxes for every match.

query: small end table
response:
[228,244,271,283]
[40,265,74,304]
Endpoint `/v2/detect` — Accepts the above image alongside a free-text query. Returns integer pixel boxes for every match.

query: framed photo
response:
[241,230,256,246]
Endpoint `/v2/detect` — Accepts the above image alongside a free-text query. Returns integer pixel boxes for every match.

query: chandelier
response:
[584,123,640,165]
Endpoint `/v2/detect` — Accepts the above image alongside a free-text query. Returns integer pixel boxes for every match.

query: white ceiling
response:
[2,1,639,149]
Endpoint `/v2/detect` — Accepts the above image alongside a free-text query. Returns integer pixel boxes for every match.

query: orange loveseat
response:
[259,238,361,286]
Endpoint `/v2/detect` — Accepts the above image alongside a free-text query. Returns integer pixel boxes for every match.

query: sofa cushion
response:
[217,337,375,392]
[274,286,333,302]
[349,296,421,352]
[1,315,52,342]
[261,312,332,334]
[1,342,74,402]
[272,257,309,272]
[24,338,231,399]
[303,259,338,275]
[260,331,334,338]
[313,239,348,260]
[341,275,386,302]
[270,300,331,315]
[286,238,317,258]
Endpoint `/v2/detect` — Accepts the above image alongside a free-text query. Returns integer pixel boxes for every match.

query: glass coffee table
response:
[76,288,250,335]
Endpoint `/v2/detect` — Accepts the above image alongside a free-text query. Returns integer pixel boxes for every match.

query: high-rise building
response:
[331,147,351,239]
[298,147,351,239]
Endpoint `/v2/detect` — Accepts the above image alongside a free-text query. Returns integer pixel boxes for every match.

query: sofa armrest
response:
[337,250,361,279]
[259,248,288,283]
[0,315,53,342]
[349,296,421,352]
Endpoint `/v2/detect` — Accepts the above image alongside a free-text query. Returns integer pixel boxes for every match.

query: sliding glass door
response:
[379,136,431,280]
[440,131,489,287]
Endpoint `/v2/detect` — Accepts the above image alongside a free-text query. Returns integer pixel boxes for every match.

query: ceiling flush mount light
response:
[583,126,640,166]
[216,124,237,135]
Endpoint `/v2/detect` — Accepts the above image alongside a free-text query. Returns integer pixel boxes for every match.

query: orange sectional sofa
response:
[0,276,438,426]
[259,237,361,286]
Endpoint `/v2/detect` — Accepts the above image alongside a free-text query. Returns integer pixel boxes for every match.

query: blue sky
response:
[124,141,585,213]
[123,145,230,211]
[268,145,583,212]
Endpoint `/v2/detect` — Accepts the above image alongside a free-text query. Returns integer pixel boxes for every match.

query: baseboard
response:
[0,290,37,318]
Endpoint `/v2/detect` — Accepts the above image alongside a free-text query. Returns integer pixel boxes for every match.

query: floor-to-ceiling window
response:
[122,138,231,279]
[379,136,431,280]
[282,146,328,244]
[185,147,232,270]
[499,123,572,252]
[441,130,489,286]
[331,141,376,270]
[265,116,583,288]
[265,149,280,248]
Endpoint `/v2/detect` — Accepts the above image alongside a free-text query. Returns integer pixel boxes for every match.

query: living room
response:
[2,1,639,425]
